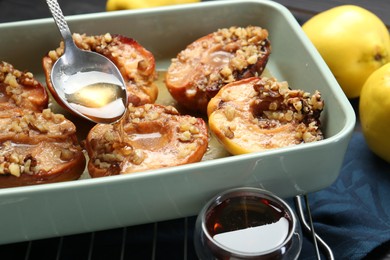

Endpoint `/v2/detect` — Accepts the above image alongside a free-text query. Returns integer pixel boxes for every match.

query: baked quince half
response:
[166,26,271,114]
[0,109,87,188]
[86,104,209,177]
[0,61,48,114]
[207,77,324,155]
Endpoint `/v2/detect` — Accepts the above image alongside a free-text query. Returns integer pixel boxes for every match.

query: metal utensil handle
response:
[294,195,335,260]
[46,0,74,47]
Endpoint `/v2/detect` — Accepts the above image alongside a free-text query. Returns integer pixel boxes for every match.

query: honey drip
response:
[113,113,132,146]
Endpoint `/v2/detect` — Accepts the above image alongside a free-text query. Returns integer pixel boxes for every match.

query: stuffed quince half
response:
[207,77,324,155]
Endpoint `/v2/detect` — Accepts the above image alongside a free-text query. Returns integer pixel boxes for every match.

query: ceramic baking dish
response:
[0,0,355,244]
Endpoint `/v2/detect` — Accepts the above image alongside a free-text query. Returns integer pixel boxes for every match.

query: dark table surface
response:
[0,0,389,259]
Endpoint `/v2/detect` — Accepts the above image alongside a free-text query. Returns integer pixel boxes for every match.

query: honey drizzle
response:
[112,111,133,149]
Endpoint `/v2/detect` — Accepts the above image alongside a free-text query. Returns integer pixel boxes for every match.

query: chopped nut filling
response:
[0,61,48,112]
[0,108,74,139]
[251,77,324,142]
[208,77,325,154]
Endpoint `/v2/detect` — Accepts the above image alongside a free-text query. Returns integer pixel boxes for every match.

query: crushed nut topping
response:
[0,108,74,138]
[251,77,324,142]
[208,77,324,154]
[0,61,48,112]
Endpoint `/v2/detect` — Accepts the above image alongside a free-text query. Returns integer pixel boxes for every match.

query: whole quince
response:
[302,5,390,98]
[359,62,390,163]
[106,0,200,11]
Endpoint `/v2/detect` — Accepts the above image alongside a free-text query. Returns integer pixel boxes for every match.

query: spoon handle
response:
[46,0,76,49]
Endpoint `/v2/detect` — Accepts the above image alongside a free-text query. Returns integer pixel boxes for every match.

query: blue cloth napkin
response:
[299,131,390,259]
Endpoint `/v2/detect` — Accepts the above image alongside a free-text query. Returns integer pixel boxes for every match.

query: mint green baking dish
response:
[0,0,355,244]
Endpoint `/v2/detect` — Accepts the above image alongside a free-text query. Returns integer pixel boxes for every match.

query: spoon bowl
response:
[46,0,128,124]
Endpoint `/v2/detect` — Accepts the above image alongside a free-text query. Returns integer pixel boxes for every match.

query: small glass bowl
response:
[194,187,302,259]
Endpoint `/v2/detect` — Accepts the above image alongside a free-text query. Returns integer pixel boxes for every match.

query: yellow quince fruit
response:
[107,0,200,11]
[302,5,390,98]
[359,62,390,163]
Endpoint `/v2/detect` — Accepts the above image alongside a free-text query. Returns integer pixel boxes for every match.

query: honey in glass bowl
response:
[194,187,302,259]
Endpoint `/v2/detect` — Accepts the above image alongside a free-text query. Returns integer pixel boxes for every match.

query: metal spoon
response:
[46,0,128,124]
